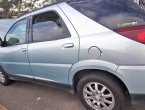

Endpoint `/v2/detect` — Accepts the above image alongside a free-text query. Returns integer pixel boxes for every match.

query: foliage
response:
[0,0,57,18]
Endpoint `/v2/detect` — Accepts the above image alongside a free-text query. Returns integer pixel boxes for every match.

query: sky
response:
[0,19,15,39]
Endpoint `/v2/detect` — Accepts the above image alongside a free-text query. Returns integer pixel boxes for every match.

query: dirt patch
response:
[0,105,8,110]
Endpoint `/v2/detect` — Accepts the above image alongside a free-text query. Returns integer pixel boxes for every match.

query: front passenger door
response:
[0,18,33,79]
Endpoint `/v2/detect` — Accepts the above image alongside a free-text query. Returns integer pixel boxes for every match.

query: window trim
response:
[4,17,29,47]
[30,10,71,43]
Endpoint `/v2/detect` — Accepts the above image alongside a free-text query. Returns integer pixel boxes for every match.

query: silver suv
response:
[0,0,145,110]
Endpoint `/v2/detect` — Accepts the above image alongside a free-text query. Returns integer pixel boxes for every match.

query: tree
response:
[0,0,56,18]
[0,0,12,18]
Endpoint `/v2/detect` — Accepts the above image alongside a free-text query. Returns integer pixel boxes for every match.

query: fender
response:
[69,60,120,85]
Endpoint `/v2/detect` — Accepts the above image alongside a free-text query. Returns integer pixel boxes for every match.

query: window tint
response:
[70,0,145,29]
[32,11,71,42]
[6,19,27,46]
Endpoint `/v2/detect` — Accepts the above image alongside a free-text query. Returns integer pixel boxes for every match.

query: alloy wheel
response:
[0,72,5,84]
[83,82,115,110]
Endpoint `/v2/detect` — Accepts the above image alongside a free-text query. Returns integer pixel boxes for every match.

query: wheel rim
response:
[0,72,5,83]
[83,82,115,110]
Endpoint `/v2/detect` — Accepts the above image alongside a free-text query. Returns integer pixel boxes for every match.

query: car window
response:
[5,19,27,46]
[32,11,71,43]
[69,0,145,30]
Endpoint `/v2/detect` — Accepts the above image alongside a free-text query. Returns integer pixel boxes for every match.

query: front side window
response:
[32,11,71,43]
[5,19,27,46]
[69,0,145,29]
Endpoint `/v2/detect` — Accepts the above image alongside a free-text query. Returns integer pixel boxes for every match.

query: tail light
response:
[114,25,145,44]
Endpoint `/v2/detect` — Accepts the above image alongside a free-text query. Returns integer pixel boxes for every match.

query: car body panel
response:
[0,44,33,78]
[117,66,145,94]
[27,5,79,84]
[28,38,79,84]
[68,60,119,85]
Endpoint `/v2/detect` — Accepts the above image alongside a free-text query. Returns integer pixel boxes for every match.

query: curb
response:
[0,105,8,110]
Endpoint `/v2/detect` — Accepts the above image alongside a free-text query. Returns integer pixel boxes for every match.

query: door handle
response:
[20,48,27,53]
[62,43,74,48]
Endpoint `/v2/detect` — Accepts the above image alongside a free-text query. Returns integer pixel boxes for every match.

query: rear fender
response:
[69,60,119,85]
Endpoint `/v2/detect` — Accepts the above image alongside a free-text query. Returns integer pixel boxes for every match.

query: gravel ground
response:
[0,82,145,110]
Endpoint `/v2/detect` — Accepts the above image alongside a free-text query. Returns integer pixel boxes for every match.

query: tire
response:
[77,73,125,110]
[0,71,10,86]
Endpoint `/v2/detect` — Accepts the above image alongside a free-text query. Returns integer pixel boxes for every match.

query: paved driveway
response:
[0,82,145,110]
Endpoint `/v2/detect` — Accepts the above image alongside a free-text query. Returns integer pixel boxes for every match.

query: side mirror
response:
[8,38,19,45]
[0,38,3,46]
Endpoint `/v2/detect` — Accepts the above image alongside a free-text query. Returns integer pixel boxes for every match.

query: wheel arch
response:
[72,69,130,102]
[73,69,127,91]
[69,60,119,85]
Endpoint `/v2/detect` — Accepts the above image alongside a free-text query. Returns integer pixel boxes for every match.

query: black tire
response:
[77,73,125,110]
[0,71,10,86]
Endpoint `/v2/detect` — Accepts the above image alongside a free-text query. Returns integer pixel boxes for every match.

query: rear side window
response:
[32,11,71,43]
[69,0,145,30]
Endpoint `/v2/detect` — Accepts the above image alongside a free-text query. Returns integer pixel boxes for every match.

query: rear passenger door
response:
[28,6,79,84]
